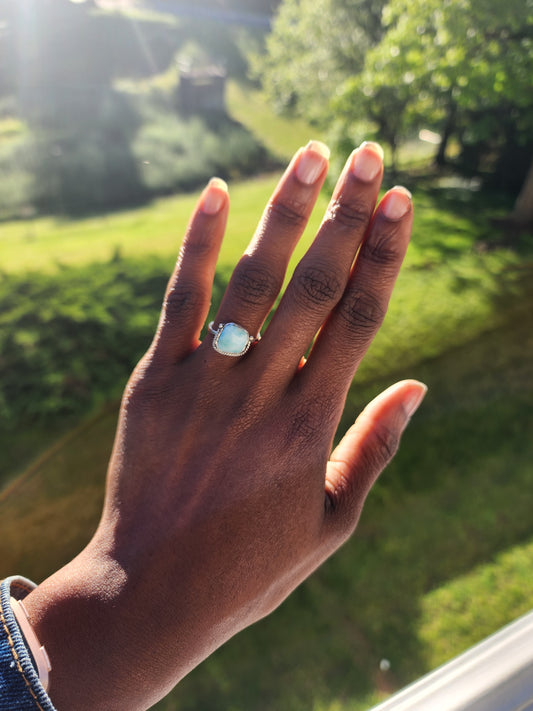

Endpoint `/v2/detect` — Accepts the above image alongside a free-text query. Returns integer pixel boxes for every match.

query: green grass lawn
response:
[227,80,325,162]
[0,173,325,275]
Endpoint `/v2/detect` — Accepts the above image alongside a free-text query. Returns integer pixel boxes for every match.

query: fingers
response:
[322,380,427,542]
[204,141,330,361]
[151,143,410,379]
[260,142,385,372]
[302,185,413,396]
[151,178,229,364]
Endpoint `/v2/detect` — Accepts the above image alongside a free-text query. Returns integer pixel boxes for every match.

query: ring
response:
[208,321,261,357]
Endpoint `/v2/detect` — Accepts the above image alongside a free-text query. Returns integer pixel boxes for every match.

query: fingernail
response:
[382,186,412,220]
[202,177,228,215]
[351,141,384,182]
[295,140,330,185]
[404,382,428,418]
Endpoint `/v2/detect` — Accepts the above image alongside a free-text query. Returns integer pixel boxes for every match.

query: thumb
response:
[324,379,427,540]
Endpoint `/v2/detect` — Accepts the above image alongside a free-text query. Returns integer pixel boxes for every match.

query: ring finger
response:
[260,141,385,374]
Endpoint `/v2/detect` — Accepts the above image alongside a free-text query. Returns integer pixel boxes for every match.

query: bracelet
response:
[10,597,52,692]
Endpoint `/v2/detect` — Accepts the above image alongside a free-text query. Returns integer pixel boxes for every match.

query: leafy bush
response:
[0,255,228,440]
[0,135,34,219]
[0,257,162,431]
[134,107,270,195]
[30,124,148,215]
[0,92,270,218]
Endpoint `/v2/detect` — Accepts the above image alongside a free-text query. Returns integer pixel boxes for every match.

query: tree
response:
[0,0,182,214]
[259,0,533,189]
[510,156,533,226]
[255,0,386,125]
[338,0,533,181]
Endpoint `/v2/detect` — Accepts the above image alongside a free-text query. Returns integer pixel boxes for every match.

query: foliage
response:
[340,0,533,180]
[259,0,533,185]
[0,89,271,218]
[0,1,271,218]
[28,89,148,215]
[254,0,386,124]
[134,105,271,194]
[0,257,165,430]
[0,131,33,217]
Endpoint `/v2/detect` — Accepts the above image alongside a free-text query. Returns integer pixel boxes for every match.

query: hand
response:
[25,141,425,711]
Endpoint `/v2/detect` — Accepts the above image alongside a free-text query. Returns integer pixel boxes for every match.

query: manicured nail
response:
[201,177,228,215]
[404,382,428,418]
[295,140,330,185]
[351,141,384,182]
[382,186,412,220]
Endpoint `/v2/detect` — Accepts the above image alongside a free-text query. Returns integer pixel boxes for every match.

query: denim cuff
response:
[0,576,57,711]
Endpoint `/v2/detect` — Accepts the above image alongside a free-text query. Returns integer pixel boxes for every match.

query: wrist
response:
[21,538,206,711]
[23,548,139,711]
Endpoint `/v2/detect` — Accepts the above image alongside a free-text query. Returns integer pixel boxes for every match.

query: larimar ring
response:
[208,321,261,357]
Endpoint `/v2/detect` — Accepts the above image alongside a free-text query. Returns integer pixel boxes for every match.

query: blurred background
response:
[0,0,531,708]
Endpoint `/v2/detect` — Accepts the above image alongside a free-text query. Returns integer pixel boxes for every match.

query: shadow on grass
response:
[397,169,533,256]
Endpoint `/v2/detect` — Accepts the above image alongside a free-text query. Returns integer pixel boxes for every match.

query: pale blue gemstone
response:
[216,323,250,355]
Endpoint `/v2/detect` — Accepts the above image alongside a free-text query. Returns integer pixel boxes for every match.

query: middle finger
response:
[261,141,385,372]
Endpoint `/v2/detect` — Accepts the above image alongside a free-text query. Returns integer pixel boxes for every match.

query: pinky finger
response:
[323,380,427,543]
[152,178,229,364]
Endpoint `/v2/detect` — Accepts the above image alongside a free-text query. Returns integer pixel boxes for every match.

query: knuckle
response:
[286,396,335,448]
[294,264,343,309]
[290,409,320,442]
[230,262,281,307]
[326,494,363,541]
[267,198,308,229]
[182,236,213,260]
[338,288,386,334]
[163,284,201,320]
[324,469,365,542]
[360,226,402,268]
[123,356,172,411]
[327,197,371,232]
[370,422,400,467]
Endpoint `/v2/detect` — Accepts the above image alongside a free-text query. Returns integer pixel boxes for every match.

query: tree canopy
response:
[255,0,386,124]
[259,0,533,190]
